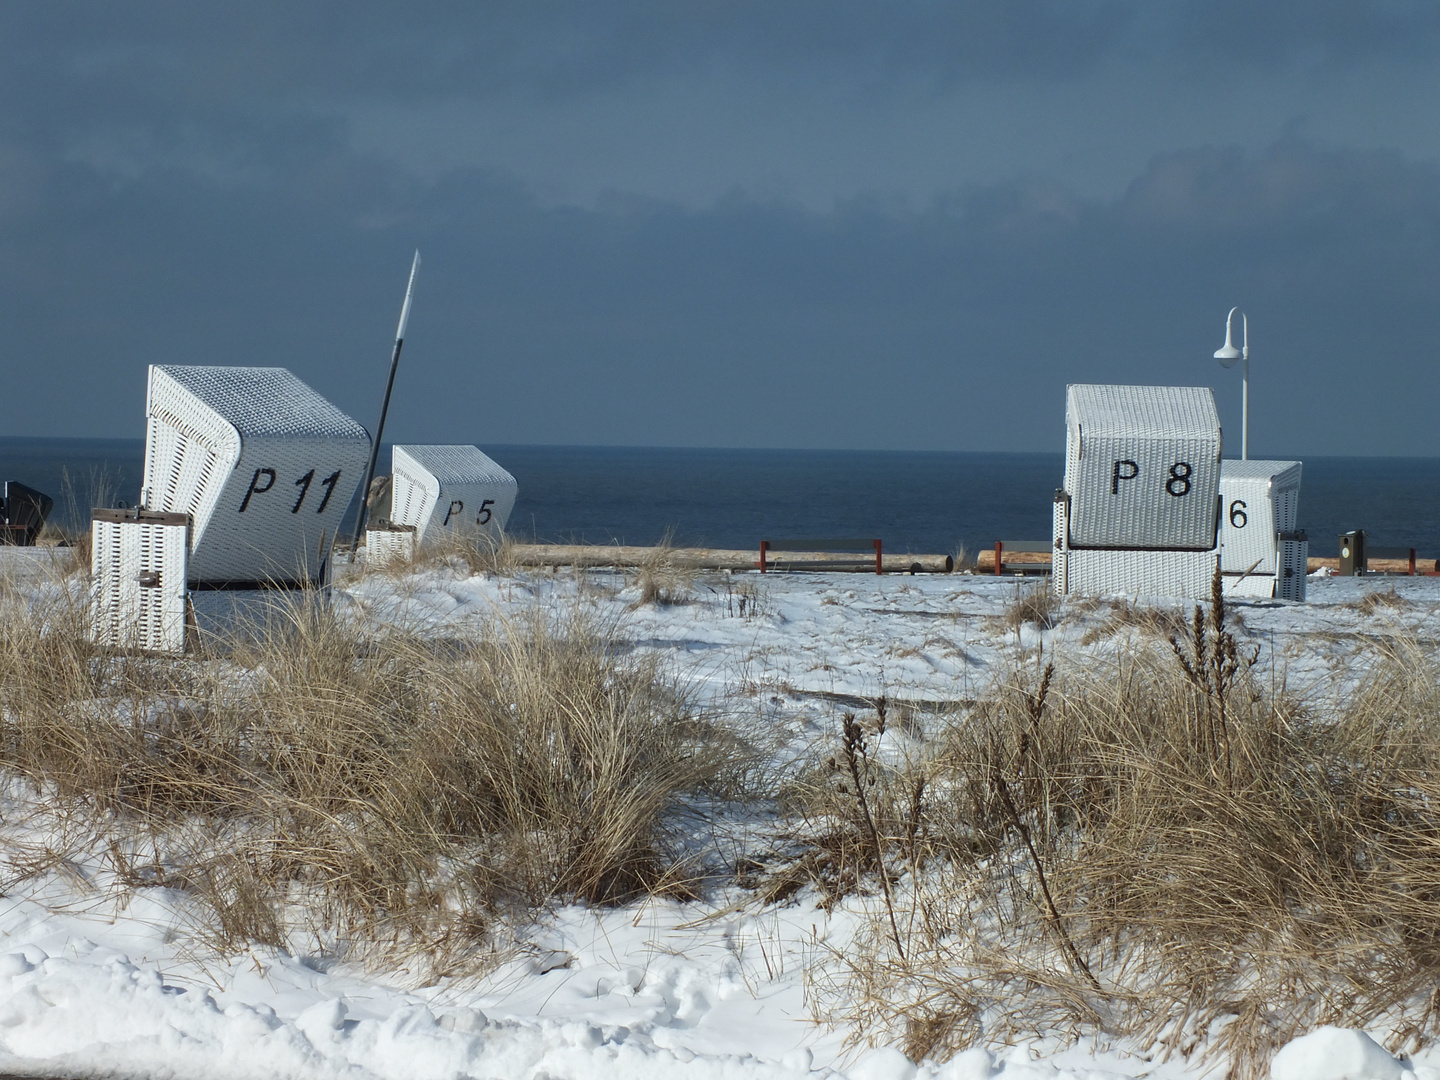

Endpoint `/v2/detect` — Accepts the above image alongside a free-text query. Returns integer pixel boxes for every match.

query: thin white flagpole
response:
[352,250,420,549]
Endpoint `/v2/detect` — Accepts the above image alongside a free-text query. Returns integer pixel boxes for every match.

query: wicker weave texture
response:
[150,366,368,440]
[1218,460,1302,575]
[1052,492,1069,596]
[141,368,242,530]
[366,527,416,565]
[1222,574,1276,599]
[390,445,517,547]
[90,518,188,655]
[1064,384,1222,550]
[1063,548,1218,600]
[143,366,370,585]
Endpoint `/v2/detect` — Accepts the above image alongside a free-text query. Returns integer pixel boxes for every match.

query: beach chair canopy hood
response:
[1064,384,1223,551]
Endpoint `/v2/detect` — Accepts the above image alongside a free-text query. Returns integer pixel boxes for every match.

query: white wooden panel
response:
[1051,490,1069,597]
[1223,574,1275,598]
[1278,538,1308,602]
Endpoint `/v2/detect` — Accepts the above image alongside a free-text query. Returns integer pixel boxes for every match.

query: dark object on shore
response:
[1337,531,1438,576]
[1338,530,1366,576]
[0,481,53,545]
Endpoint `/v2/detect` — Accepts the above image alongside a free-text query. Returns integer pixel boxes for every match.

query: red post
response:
[873,539,883,575]
[758,540,768,573]
[994,541,1003,576]
[1411,548,1417,576]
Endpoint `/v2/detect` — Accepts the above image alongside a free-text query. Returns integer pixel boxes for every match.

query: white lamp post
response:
[1214,306,1249,460]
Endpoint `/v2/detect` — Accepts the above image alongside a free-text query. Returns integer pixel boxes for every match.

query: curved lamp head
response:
[1214,306,1244,368]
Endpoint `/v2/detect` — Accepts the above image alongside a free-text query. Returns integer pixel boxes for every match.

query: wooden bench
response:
[993,539,1054,576]
[758,538,883,575]
[1365,545,1440,576]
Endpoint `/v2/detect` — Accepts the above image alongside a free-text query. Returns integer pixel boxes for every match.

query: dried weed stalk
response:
[1168,569,1257,790]
[771,698,929,916]
[802,575,1440,1078]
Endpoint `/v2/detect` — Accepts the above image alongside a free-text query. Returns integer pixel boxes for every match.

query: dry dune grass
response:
[802,573,1440,1078]
[1000,581,1060,633]
[428,527,519,578]
[0,583,737,970]
[1355,586,1409,615]
[1077,595,1189,644]
[350,526,519,581]
[15,542,1440,1075]
[629,537,697,608]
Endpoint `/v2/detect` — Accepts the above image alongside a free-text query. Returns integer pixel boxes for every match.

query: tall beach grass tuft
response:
[0,580,739,969]
[802,572,1440,1078]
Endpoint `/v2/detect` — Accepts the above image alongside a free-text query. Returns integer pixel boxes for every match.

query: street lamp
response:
[1214,306,1249,460]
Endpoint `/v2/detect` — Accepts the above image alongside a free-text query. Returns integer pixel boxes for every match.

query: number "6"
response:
[1229,499,1247,528]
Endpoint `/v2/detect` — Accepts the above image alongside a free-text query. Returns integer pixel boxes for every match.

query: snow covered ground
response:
[3,559,1439,1080]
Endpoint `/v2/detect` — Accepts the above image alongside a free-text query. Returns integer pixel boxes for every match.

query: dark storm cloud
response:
[0,2,1133,106]
[8,1,1439,118]
[5,123,1439,454]
[0,4,1153,209]
[1172,0,1440,67]
[2,3,1439,455]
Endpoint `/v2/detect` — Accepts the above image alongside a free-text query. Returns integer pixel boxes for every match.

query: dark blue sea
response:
[4,438,1439,559]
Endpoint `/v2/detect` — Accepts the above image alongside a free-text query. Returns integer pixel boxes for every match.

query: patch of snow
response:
[1270,1026,1407,1080]
[5,566,1440,1079]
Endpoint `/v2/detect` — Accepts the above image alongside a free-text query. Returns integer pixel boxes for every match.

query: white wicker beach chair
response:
[1218,459,1306,600]
[140,365,370,587]
[388,445,517,548]
[1056,384,1224,599]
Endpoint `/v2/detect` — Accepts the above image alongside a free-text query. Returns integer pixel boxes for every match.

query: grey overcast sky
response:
[4,1,1440,454]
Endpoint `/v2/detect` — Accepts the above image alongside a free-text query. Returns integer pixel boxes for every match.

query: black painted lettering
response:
[443,499,464,526]
[316,470,341,513]
[476,498,495,525]
[1112,459,1139,494]
[292,469,315,513]
[238,468,276,512]
[1229,499,1247,528]
[1166,462,1192,497]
